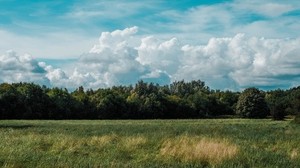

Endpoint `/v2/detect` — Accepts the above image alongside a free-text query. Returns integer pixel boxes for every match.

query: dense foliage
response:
[0,81,299,119]
[236,88,269,118]
[295,115,300,124]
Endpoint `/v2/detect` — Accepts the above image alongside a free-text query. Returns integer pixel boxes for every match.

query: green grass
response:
[0,119,299,167]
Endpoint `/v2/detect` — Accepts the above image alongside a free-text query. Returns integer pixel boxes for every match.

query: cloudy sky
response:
[1,0,300,90]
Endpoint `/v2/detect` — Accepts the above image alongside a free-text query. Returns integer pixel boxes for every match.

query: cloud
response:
[75,27,300,90]
[1,27,300,90]
[2,0,300,63]
[232,1,295,18]
[0,51,50,85]
[64,26,171,89]
[64,1,161,22]
[152,0,300,43]
[176,34,300,89]
[137,36,181,75]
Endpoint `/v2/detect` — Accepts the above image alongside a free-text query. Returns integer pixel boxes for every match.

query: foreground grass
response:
[0,119,299,167]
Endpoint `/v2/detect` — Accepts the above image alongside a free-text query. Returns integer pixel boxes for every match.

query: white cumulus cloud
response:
[0,51,50,85]
[176,34,300,89]
[64,26,170,89]
[1,27,300,90]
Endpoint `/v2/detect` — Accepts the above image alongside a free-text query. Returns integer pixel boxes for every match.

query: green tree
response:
[212,90,239,115]
[71,86,94,118]
[236,88,269,118]
[170,80,208,98]
[0,83,21,119]
[188,91,209,117]
[163,95,196,119]
[289,87,300,123]
[142,93,165,119]
[265,89,287,120]
[47,88,77,119]
[127,82,164,119]
[91,89,127,119]
[14,83,51,119]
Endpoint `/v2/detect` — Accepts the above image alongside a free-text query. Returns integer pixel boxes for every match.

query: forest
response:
[0,80,300,120]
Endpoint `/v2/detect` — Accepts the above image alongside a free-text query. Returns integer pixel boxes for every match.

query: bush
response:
[270,100,287,120]
[295,114,300,124]
[265,90,287,120]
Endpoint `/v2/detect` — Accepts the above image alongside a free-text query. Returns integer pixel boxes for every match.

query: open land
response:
[0,119,299,167]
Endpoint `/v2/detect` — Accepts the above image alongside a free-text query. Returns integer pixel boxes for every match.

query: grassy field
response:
[0,119,299,167]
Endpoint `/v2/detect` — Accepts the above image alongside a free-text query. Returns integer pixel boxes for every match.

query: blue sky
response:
[0,0,230,34]
[1,0,300,90]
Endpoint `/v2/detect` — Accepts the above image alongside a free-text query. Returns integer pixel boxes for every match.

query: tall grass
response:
[0,119,300,167]
[160,136,238,165]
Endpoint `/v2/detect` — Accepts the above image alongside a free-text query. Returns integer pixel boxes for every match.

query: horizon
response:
[1,0,300,91]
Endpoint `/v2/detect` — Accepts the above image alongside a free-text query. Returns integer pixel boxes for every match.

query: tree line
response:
[0,80,299,120]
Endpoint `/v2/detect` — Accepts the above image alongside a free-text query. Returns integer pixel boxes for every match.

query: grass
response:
[160,136,238,164]
[0,119,299,167]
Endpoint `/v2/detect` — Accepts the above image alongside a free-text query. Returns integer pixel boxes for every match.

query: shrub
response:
[295,114,300,124]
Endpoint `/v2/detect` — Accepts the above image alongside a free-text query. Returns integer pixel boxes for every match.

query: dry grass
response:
[122,136,147,150]
[88,134,119,147]
[160,136,238,164]
[50,136,83,153]
[49,134,147,153]
[290,149,298,160]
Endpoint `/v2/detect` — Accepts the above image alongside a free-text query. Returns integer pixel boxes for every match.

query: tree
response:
[91,89,127,119]
[187,91,209,117]
[289,87,300,123]
[1,81,300,120]
[47,88,77,119]
[168,96,196,119]
[212,90,239,115]
[265,89,287,120]
[236,88,269,118]
[0,83,21,119]
[170,80,208,98]
[14,83,51,119]
[71,86,94,119]
[142,93,165,119]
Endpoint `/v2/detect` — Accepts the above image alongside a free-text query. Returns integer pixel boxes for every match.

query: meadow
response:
[0,119,299,167]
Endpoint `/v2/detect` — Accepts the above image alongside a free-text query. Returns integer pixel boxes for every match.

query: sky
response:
[1,0,300,90]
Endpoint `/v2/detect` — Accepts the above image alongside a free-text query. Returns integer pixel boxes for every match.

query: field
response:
[0,119,300,167]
